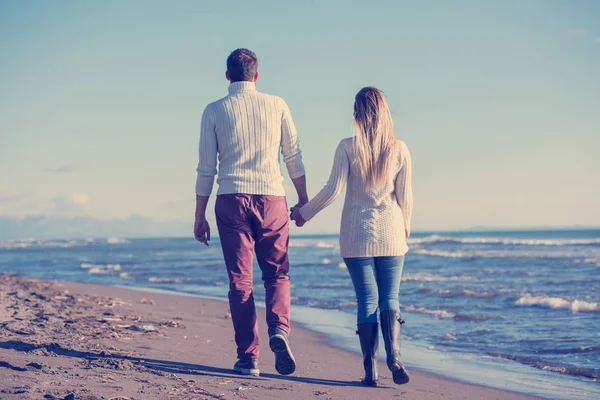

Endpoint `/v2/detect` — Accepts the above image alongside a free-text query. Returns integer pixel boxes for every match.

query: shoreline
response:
[0,275,542,399]
[115,283,599,400]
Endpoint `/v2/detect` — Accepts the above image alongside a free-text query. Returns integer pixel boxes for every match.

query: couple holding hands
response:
[194,48,412,386]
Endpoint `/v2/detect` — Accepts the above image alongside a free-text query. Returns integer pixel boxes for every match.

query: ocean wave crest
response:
[402,272,471,282]
[487,352,600,380]
[412,246,600,262]
[1,239,93,250]
[515,294,599,313]
[412,248,472,259]
[148,277,184,284]
[107,237,130,244]
[409,234,600,247]
[404,305,489,321]
[0,240,32,250]
[417,286,498,299]
[289,240,337,249]
[81,263,122,275]
[574,258,600,267]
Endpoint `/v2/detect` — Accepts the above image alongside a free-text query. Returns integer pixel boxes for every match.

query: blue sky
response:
[1,0,599,234]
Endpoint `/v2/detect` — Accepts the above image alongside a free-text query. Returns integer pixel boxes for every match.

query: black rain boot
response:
[380,310,410,384]
[356,323,379,386]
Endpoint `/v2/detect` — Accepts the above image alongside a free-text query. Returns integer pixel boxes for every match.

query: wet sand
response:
[0,275,542,399]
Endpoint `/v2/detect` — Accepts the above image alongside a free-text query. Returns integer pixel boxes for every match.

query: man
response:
[194,48,308,377]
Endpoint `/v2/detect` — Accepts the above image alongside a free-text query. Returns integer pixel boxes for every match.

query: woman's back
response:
[341,137,411,257]
[344,137,403,206]
[299,137,412,258]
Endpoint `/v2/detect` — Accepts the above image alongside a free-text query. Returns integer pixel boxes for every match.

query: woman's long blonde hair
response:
[353,87,398,190]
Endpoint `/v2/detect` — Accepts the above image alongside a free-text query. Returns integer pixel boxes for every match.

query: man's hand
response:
[194,217,211,246]
[290,206,307,227]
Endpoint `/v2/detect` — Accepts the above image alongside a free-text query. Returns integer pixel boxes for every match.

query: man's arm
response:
[195,105,217,197]
[194,195,210,245]
[291,175,308,205]
[280,98,308,217]
[194,105,217,245]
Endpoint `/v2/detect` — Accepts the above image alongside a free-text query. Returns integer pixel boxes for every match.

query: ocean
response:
[1,229,599,399]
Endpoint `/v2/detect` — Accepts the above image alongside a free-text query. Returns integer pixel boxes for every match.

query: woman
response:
[291,87,413,386]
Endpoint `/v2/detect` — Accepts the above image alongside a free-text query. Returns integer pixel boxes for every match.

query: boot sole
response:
[269,334,296,375]
[392,368,410,384]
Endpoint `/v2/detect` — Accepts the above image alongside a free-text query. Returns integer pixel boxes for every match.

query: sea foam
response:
[107,237,130,244]
[404,305,490,321]
[409,235,600,247]
[515,294,599,313]
[402,272,470,282]
[148,277,184,284]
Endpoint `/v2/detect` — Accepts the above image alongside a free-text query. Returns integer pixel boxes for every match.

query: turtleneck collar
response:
[228,81,257,94]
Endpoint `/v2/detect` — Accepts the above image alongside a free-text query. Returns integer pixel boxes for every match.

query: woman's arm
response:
[298,140,350,222]
[394,142,413,237]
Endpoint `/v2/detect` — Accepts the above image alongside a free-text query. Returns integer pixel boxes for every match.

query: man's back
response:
[194,48,307,377]
[196,81,304,197]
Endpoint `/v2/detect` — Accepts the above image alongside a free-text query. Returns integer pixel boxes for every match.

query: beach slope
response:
[0,275,540,399]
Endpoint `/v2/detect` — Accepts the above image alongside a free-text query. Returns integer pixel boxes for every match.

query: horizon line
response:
[2,226,600,242]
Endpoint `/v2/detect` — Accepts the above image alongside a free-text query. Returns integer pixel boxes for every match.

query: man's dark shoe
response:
[268,327,296,375]
[233,359,260,376]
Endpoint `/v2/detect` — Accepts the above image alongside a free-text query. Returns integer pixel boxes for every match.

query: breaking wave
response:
[1,239,96,250]
[289,240,337,249]
[487,353,600,380]
[107,237,130,244]
[404,305,489,321]
[148,277,184,284]
[417,286,499,299]
[81,263,122,275]
[412,247,600,263]
[409,235,600,247]
[515,294,599,313]
[402,272,471,282]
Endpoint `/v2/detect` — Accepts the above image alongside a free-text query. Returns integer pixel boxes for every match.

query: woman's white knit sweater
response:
[299,138,413,258]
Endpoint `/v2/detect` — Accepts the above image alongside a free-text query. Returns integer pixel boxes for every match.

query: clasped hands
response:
[289,202,307,227]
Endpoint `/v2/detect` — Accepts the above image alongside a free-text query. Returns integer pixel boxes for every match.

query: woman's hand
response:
[290,206,307,227]
[405,228,410,238]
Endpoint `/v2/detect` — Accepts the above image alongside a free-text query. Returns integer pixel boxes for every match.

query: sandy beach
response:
[0,275,541,400]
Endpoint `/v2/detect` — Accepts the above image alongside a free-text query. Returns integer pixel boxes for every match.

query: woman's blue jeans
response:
[343,256,405,324]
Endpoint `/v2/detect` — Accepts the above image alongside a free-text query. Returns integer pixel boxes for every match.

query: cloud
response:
[0,190,29,204]
[69,193,90,207]
[45,162,88,174]
[53,193,90,214]
[0,189,15,203]
[0,190,35,217]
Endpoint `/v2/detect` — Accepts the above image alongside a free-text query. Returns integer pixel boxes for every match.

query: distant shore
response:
[0,275,542,399]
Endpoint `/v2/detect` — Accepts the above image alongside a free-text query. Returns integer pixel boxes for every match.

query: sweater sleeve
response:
[280,99,306,179]
[195,105,218,196]
[299,140,349,221]
[394,142,413,233]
